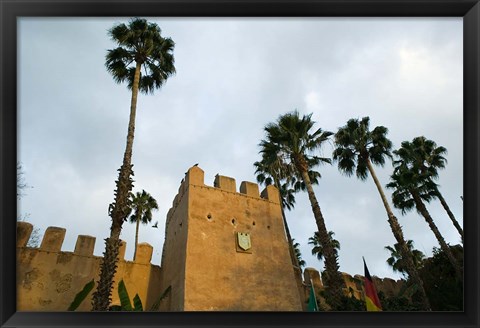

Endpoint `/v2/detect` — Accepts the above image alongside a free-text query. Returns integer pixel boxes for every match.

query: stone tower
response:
[159,165,303,311]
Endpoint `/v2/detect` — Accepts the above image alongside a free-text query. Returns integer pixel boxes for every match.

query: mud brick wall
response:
[16,222,162,311]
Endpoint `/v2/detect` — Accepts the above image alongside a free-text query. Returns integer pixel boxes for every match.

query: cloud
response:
[18,17,462,280]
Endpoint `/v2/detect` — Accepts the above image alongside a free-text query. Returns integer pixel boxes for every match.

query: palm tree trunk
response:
[435,188,463,242]
[133,217,140,261]
[410,190,463,281]
[295,155,344,310]
[92,61,142,311]
[366,159,431,311]
[279,205,299,272]
[273,178,294,244]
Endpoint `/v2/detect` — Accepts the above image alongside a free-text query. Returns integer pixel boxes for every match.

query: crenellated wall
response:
[16,222,162,311]
[303,267,406,310]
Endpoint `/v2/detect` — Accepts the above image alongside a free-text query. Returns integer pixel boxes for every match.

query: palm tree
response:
[254,152,315,310]
[129,190,158,260]
[332,116,431,310]
[394,137,463,242]
[92,18,175,311]
[254,157,299,259]
[254,153,296,212]
[385,240,425,277]
[292,239,306,268]
[309,231,340,263]
[387,164,463,281]
[260,110,345,310]
[254,151,320,250]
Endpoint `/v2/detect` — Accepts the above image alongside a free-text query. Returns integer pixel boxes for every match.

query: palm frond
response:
[106,18,175,94]
[128,190,158,225]
[333,116,392,181]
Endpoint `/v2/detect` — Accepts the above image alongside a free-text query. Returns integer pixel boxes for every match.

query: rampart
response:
[303,267,406,309]
[16,222,162,311]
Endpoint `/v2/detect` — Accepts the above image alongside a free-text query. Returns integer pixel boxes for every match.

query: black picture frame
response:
[1,1,478,327]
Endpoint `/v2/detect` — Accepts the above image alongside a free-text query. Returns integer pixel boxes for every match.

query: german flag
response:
[363,257,382,311]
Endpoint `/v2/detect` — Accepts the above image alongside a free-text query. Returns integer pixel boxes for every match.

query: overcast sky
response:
[18,17,463,281]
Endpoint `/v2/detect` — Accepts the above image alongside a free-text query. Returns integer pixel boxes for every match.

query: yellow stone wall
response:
[16,222,162,311]
[158,171,190,311]
[303,267,406,309]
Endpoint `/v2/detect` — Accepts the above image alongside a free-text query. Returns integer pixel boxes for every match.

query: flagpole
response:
[309,278,318,310]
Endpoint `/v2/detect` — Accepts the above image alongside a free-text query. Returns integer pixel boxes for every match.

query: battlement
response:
[185,165,279,200]
[16,221,162,311]
[167,166,279,219]
[165,166,281,231]
[213,174,280,201]
[163,166,284,237]
[16,221,154,264]
[302,267,406,310]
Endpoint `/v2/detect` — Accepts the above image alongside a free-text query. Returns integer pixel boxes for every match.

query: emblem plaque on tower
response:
[236,232,252,253]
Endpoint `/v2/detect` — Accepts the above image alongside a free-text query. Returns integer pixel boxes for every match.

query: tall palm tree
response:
[308,231,340,263]
[387,164,463,281]
[394,137,463,242]
[92,18,175,311]
[260,110,345,310]
[254,154,297,261]
[385,240,425,277]
[129,190,158,260]
[254,152,317,310]
[332,116,431,310]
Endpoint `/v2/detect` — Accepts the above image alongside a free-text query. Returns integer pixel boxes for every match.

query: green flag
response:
[307,284,318,312]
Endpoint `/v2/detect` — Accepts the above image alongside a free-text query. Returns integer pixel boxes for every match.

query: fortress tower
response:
[159,165,303,311]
